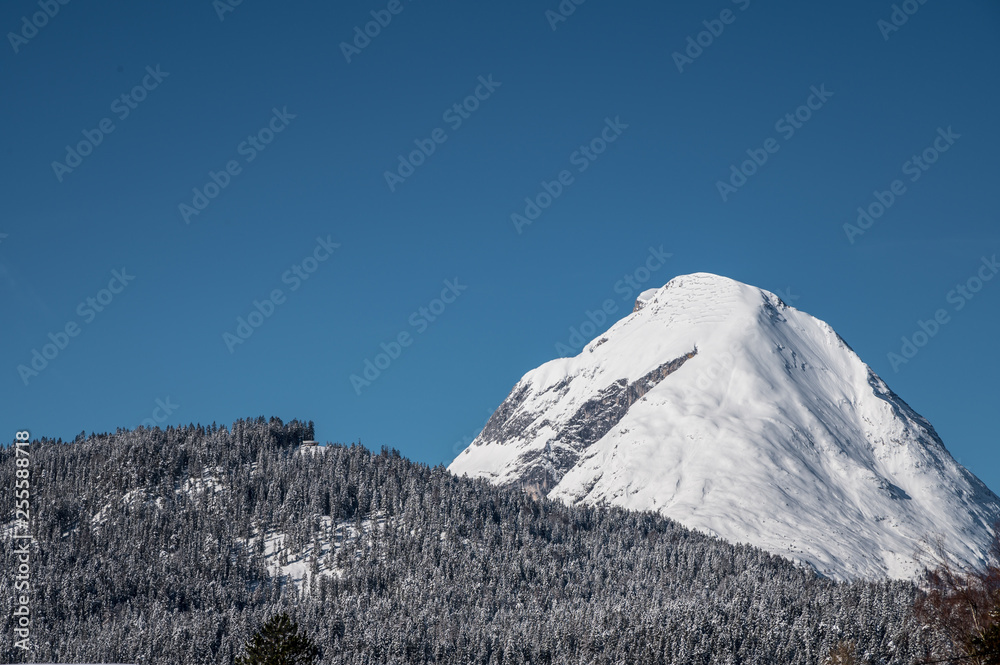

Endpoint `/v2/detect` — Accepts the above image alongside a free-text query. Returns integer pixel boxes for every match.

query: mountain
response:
[0,419,933,664]
[449,272,1000,580]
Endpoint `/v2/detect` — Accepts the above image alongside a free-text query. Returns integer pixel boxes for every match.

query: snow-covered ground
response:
[450,272,1000,580]
[91,467,226,529]
[245,511,388,588]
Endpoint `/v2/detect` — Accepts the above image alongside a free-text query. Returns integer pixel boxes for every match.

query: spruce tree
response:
[236,613,320,665]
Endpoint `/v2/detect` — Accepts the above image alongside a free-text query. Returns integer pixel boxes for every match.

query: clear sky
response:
[3,1,999,491]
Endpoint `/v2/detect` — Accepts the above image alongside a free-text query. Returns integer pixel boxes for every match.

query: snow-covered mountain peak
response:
[450,272,1000,580]
[632,287,659,312]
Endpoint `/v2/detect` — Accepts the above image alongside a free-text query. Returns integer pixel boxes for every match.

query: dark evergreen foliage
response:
[236,612,320,665]
[0,417,937,664]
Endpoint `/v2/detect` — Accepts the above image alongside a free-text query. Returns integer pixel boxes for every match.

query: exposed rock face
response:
[450,272,1000,580]
[478,352,697,496]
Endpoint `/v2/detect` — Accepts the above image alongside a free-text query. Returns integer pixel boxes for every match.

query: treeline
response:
[1,418,936,664]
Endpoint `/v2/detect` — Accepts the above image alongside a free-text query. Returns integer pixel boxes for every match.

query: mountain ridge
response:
[0,418,934,664]
[450,272,1000,580]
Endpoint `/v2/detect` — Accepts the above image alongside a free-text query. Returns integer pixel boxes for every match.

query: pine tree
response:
[235,613,320,665]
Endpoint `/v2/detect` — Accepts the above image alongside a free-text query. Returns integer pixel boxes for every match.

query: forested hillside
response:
[1,418,934,664]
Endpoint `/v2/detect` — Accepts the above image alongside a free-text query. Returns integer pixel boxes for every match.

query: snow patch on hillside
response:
[246,511,389,588]
[90,469,227,530]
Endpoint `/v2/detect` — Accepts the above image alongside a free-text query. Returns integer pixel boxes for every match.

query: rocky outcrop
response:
[481,350,697,494]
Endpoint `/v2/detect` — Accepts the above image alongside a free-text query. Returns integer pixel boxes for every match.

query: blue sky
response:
[2,0,999,491]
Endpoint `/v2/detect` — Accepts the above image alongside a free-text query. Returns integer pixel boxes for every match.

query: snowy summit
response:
[449,272,1000,580]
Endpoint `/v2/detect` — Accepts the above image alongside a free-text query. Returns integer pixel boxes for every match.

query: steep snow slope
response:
[449,272,1000,580]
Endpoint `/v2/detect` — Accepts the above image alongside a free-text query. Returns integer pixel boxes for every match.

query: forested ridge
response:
[1,418,935,664]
